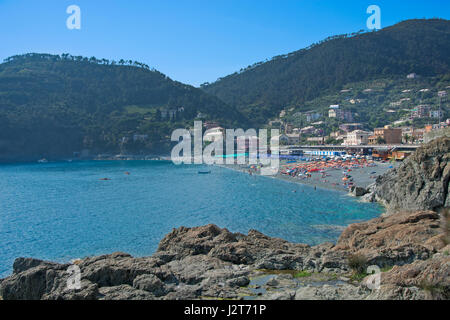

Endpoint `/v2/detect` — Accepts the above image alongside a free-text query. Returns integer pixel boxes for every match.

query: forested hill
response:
[0,53,244,161]
[202,19,450,125]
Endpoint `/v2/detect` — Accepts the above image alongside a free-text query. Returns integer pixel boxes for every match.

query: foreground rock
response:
[365,137,450,213]
[1,209,447,300]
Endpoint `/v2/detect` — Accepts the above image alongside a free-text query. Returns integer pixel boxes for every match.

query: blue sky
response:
[0,0,449,86]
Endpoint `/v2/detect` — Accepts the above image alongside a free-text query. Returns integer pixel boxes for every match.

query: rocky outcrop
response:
[368,137,450,213]
[1,209,447,300]
[366,253,450,300]
[349,186,368,197]
[333,210,444,267]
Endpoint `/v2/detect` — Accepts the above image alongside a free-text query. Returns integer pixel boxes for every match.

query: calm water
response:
[0,160,383,277]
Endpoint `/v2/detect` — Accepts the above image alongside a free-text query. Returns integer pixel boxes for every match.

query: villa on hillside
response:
[328,105,353,122]
[344,130,371,146]
[300,126,315,134]
[411,105,430,119]
[339,123,363,133]
[203,127,225,141]
[286,133,300,145]
[305,111,321,122]
[430,110,444,119]
[203,121,220,130]
[274,134,290,145]
[307,137,325,145]
[369,126,402,145]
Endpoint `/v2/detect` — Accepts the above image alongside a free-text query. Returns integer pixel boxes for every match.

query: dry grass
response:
[347,253,367,274]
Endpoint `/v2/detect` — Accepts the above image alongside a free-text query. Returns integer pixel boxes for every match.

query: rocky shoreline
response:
[0,210,448,300]
[1,137,449,300]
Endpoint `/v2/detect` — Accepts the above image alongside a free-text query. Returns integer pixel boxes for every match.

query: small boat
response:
[198,170,211,174]
[37,158,48,163]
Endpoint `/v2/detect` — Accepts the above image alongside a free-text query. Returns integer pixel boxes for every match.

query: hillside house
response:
[305,111,321,122]
[286,134,300,145]
[344,130,371,146]
[369,126,402,144]
[339,123,363,133]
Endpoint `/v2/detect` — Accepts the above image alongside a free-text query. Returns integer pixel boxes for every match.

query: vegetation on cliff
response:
[0,53,245,160]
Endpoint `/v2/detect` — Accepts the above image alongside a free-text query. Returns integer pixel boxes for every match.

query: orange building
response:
[369,126,402,144]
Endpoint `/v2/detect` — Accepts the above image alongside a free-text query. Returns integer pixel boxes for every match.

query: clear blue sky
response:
[0,0,449,86]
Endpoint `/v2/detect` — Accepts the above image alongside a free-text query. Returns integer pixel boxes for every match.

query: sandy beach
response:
[220,158,399,193]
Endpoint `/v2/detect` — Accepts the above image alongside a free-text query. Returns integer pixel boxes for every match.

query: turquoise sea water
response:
[0,160,383,277]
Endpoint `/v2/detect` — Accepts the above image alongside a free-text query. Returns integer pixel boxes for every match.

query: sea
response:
[0,160,383,277]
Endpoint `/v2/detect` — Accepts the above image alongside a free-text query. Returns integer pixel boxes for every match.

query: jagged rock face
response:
[366,254,450,300]
[1,211,446,300]
[157,224,311,267]
[373,137,450,213]
[334,210,444,267]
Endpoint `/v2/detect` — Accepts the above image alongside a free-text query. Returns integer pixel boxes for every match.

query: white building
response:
[273,134,289,145]
[300,126,315,134]
[430,110,444,119]
[203,127,225,141]
[286,134,300,145]
[305,111,321,122]
[345,130,371,146]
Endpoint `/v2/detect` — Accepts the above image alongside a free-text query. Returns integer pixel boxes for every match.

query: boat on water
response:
[198,170,211,174]
[37,158,48,163]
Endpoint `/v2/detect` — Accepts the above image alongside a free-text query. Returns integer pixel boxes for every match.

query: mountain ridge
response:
[0,53,245,161]
[202,19,450,125]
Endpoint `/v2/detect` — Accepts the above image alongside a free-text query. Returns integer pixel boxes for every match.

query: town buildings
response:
[286,134,300,145]
[328,105,353,122]
[203,127,225,142]
[411,105,430,119]
[344,130,371,146]
[339,123,363,133]
[306,137,325,145]
[305,111,321,122]
[275,134,290,145]
[430,110,444,119]
[369,126,402,144]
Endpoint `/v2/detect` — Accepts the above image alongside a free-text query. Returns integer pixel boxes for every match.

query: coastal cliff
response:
[1,138,449,300]
[363,137,450,213]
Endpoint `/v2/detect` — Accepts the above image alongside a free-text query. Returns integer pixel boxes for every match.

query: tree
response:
[376,136,386,144]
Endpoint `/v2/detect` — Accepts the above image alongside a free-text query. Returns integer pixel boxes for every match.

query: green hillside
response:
[203,19,450,125]
[279,75,450,142]
[0,53,245,161]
